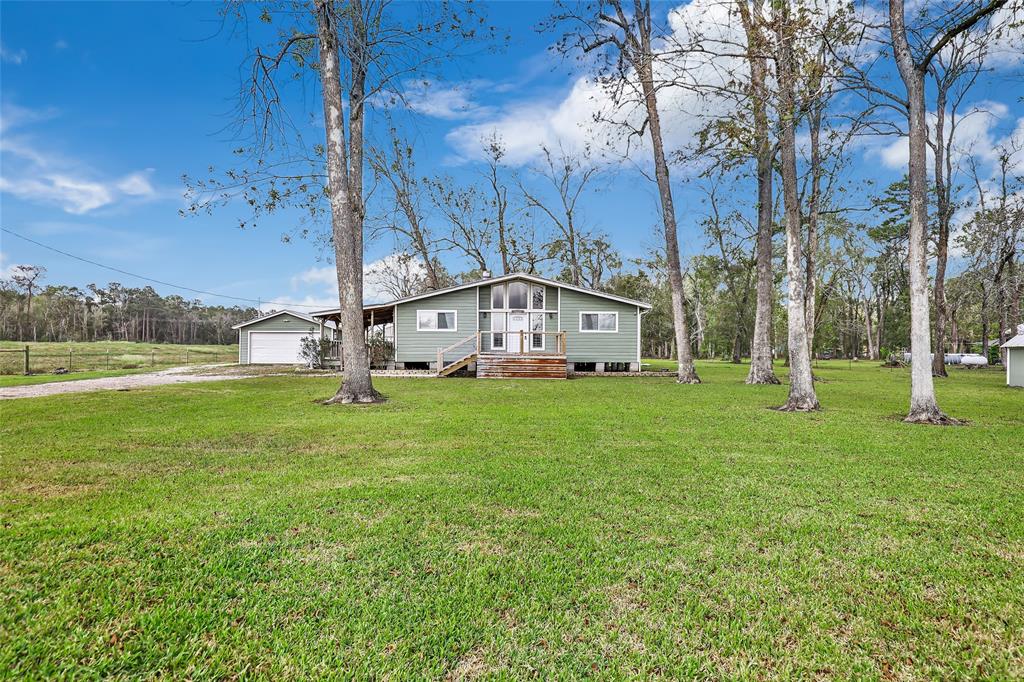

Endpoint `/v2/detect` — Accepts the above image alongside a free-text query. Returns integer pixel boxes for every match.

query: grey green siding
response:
[395,287,478,362]
[559,289,639,363]
[238,313,320,363]
[1009,348,1024,387]
[394,280,642,363]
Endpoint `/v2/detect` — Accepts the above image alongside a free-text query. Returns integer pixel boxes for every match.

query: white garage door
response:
[249,332,308,364]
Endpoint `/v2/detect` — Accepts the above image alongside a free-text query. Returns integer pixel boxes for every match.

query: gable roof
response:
[1001,334,1024,349]
[312,272,652,317]
[231,309,317,330]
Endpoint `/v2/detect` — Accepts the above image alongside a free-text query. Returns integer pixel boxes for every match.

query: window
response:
[417,310,457,331]
[491,312,505,348]
[580,311,618,333]
[530,312,545,350]
[491,284,505,310]
[508,281,528,309]
[531,285,545,310]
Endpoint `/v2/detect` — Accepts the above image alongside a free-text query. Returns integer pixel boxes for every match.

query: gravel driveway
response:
[0,365,264,400]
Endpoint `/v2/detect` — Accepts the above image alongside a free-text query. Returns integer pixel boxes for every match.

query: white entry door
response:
[506,312,529,353]
[249,331,307,364]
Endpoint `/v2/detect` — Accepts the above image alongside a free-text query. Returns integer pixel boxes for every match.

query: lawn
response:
[1,361,1021,678]
[0,367,157,387]
[0,340,237,375]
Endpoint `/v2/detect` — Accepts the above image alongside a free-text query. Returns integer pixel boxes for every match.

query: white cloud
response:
[380,80,496,121]
[258,294,337,314]
[0,175,112,215]
[0,102,161,214]
[116,171,157,198]
[0,42,26,65]
[0,252,21,280]
[54,39,69,51]
[271,252,428,313]
[364,253,427,301]
[872,101,1019,173]
[290,265,336,289]
[445,0,746,168]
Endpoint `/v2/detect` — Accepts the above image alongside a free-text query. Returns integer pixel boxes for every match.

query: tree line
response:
[183,0,1020,420]
[0,265,259,345]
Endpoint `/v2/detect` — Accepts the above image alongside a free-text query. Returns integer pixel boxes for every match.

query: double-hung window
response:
[417,310,457,331]
[580,311,617,333]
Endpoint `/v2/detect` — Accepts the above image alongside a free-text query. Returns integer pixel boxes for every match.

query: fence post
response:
[151,349,155,366]
[185,348,189,365]
[106,350,110,370]
[69,349,73,372]
[24,345,29,375]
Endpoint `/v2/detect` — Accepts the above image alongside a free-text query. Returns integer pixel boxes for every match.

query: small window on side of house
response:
[580,311,617,333]
[417,310,457,331]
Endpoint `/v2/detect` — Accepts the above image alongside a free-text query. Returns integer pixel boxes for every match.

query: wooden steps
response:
[476,353,567,379]
[437,352,477,377]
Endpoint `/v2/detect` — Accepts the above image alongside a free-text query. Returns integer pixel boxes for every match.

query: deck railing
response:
[485,331,566,356]
[437,332,481,372]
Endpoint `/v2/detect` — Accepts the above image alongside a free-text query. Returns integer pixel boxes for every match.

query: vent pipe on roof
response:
[481,270,491,279]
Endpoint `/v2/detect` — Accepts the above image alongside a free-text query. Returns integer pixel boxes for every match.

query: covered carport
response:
[312,304,397,369]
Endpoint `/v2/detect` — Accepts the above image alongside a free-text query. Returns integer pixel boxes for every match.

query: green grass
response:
[1,361,1021,679]
[0,340,237,375]
[0,367,157,387]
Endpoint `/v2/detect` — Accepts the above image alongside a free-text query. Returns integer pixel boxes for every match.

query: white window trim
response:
[416,309,458,332]
[530,312,546,351]
[530,284,545,311]
[579,311,618,333]
[506,281,530,310]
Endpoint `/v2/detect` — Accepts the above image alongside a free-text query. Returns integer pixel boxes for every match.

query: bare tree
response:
[927,31,991,376]
[961,138,1024,361]
[578,234,623,289]
[735,0,781,384]
[556,0,700,383]
[309,0,384,403]
[10,265,46,342]
[368,130,445,290]
[773,1,819,410]
[482,137,516,275]
[888,0,1008,423]
[365,252,428,299]
[182,2,495,404]
[520,145,600,286]
[428,179,495,274]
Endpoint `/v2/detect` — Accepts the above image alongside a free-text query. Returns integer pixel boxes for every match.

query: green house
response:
[313,273,652,378]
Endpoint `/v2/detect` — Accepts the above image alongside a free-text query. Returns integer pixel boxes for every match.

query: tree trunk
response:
[316,0,383,405]
[931,87,950,377]
[743,0,780,385]
[773,3,818,410]
[890,0,950,423]
[804,103,822,361]
[638,58,699,383]
[864,299,877,360]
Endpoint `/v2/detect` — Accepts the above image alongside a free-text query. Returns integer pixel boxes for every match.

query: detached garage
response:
[233,310,328,364]
[1001,326,1024,387]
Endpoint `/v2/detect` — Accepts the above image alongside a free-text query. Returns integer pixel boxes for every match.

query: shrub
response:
[298,335,333,369]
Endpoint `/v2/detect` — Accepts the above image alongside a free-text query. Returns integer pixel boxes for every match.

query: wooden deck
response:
[476,353,567,379]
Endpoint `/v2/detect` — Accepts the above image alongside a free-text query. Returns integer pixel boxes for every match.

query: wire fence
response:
[0,347,238,375]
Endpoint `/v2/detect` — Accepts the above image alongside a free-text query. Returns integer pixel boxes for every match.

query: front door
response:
[506,312,529,353]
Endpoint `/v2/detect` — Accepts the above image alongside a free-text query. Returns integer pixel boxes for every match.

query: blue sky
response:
[2,1,1021,309]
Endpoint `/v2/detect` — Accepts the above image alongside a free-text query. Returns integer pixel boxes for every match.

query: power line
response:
[1,227,328,309]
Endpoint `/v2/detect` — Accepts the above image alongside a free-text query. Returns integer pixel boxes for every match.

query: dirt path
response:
[0,365,265,400]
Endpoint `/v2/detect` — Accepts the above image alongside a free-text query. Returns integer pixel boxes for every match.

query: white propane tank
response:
[961,354,988,367]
